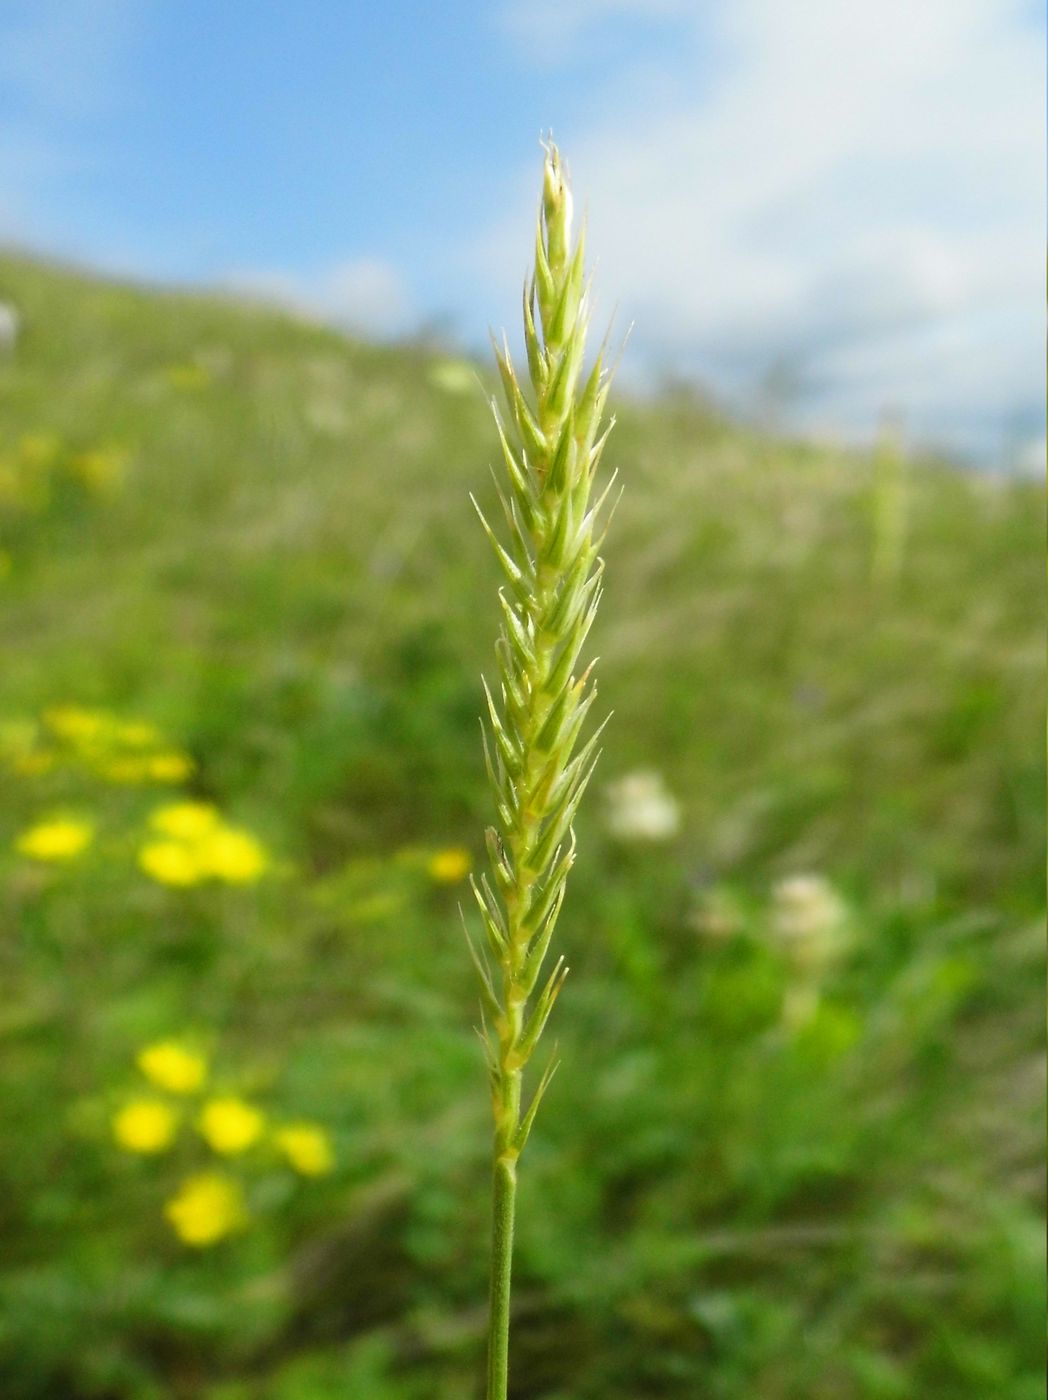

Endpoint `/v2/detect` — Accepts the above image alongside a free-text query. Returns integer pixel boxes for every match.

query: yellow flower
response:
[139,807,267,886]
[15,816,93,861]
[137,1040,207,1094]
[42,705,108,744]
[198,1097,265,1155]
[113,719,161,749]
[149,801,219,841]
[0,461,20,506]
[1,721,53,775]
[427,847,471,884]
[11,750,55,776]
[18,432,61,466]
[69,446,126,493]
[0,718,37,755]
[138,840,204,886]
[198,827,268,884]
[164,1173,245,1247]
[146,751,194,783]
[165,362,210,392]
[274,1123,335,1176]
[112,1098,178,1154]
[98,756,150,784]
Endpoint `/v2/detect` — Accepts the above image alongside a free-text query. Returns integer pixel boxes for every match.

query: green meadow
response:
[0,252,1043,1399]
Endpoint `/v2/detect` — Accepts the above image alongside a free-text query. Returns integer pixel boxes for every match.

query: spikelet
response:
[471,141,618,1168]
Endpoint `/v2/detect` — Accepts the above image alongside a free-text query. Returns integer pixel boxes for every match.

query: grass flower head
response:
[471,139,619,1399]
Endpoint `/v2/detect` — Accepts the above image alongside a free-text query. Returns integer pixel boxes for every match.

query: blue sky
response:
[0,0,1043,465]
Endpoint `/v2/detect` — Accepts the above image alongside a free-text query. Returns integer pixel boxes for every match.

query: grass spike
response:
[470,140,620,1400]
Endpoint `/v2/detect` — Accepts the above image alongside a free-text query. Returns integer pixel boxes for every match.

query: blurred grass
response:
[0,252,1043,1400]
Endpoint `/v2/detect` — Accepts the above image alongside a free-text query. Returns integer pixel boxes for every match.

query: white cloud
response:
[1016,434,1047,478]
[487,0,1044,459]
[499,0,690,56]
[321,258,412,335]
[226,257,413,339]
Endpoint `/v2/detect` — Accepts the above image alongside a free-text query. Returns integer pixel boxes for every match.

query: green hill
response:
[0,252,1043,1399]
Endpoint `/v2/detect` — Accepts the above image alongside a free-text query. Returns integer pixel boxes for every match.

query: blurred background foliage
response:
[0,254,1043,1399]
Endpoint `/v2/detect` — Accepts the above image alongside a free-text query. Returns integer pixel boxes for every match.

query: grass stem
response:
[486,1153,517,1400]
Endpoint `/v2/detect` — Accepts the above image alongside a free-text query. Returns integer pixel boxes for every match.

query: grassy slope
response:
[0,253,1043,1400]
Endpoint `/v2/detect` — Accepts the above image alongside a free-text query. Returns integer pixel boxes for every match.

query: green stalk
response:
[471,140,618,1400]
[486,1155,516,1398]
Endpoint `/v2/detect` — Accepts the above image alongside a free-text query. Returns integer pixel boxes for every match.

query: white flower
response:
[771,873,848,970]
[0,303,19,355]
[604,769,682,843]
[688,884,745,941]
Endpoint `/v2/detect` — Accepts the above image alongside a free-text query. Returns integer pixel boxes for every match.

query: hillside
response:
[0,252,1043,1399]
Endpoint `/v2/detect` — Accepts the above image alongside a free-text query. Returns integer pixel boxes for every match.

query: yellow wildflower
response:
[69,446,126,493]
[0,460,18,504]
[18,432,61,466]
[1,720,52,774]
[146,751,194,783]
[138,840,204,887]
[113,719,161,749]
[139,806,267,886]
[274,1123,335,1176]
[164,1173,245,1247]
[11,750,55,776]
[165,362,210,392]
[427,847,471,884]
[148,801,219,841]
[198,1097,265,1155]
[42,705,108,744]
[15,816,93,861]
[137,1040,207,1094]
[198,827,268,884]
[0,718,37,755]
[98,756,149,784]
[112,1098,178,1154]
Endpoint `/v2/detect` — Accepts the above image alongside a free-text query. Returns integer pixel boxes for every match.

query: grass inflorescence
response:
[469,141,619,1399]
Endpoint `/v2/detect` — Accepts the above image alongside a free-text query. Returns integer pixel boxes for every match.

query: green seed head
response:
[470,140,619,1160]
